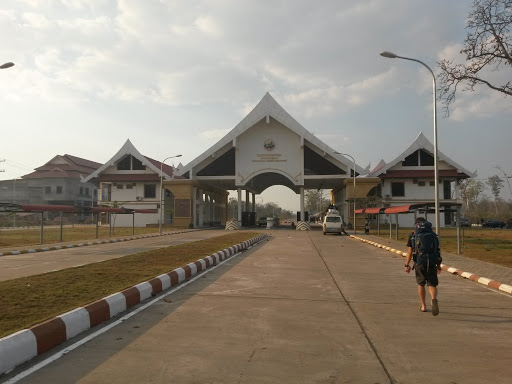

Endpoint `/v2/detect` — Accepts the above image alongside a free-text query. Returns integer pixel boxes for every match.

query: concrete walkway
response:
[357,233,512,287]
[5,229,511,384]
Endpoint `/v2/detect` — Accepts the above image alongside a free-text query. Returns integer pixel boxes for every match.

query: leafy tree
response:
[487,174,505,213]
[437,0,512,115]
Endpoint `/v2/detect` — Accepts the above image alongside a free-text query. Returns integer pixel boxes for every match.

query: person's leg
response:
[429,286,437,300]
[418,285,426,311]
[429,284,439,316]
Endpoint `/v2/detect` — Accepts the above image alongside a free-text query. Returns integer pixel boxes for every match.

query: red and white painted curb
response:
[0,234,268,376]
[350,235,512,295]
[0,228,204,256]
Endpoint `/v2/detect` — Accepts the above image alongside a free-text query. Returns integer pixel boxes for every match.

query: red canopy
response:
[21,204,77,212]
[354,209,365,214]
[384,204,417,214]
[365,207,385,214]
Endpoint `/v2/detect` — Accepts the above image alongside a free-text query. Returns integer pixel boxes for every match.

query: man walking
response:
[404,217,442,316]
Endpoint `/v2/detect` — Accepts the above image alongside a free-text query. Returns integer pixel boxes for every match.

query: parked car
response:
[258,217,267,227]
[459,217,471,227]
[482,219,506,228]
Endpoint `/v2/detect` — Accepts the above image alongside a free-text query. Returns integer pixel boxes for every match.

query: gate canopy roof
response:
[177,93,365,194]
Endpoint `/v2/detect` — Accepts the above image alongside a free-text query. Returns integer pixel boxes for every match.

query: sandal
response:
[419,307,427,312]
[432,299,439,316]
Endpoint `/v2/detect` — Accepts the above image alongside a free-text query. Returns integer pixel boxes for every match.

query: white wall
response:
[237,118,303,186]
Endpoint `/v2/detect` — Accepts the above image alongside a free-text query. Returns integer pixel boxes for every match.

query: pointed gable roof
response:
[371,132,475,178]
[178,92,365,177]
[370,159,387,175]
[82,139,175,182]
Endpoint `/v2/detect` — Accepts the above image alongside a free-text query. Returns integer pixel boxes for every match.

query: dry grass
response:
[0,226,167,249]
[370,227,512,268]
[0,232,259,338]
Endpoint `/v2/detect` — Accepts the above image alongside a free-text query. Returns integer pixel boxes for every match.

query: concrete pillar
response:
[245,190,250,212]
[198,189,203,227]
[252,193,255,212]
[237,188,242,222]
[192,187,197,228]
[300,187,305,221]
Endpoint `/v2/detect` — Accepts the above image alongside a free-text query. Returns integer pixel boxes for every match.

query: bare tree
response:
[496,164,512,196]
[437,0,512,115]
[487,174,505,214]
[460,179,485,212]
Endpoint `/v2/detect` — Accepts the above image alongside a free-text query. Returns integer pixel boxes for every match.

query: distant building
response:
[367,132,475,227]
[0,154,101,213]
[82,139,180,227]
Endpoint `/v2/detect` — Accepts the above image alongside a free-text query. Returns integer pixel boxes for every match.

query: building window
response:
[117,155,146,171]
[144,184,156,198]
[443,180,452,199]
[391,182,405,197]
[80,187,84,195]
[117,184,124,189]
[420,149,434,166]
[402,151,419,166]
[126,184,133,189]
[132,157,145,170]
[429,181,435,186]
[45,186,51,194]
[418,181,425,186]
[85,187,90,196]
[56,186,63,194]
[117,155,131,170]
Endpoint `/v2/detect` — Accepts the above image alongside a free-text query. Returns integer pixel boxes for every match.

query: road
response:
[2,228,512,383]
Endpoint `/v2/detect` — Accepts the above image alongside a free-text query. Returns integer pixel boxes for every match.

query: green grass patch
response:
[0,232,260,338]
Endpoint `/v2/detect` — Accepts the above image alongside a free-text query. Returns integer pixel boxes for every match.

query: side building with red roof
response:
[0,154,101,221]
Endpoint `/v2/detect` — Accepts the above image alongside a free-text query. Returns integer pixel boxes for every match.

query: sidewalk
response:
[352,232,512,290]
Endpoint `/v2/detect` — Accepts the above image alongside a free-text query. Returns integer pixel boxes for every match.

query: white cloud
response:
[450,91,512,122]
[195,16,222,38]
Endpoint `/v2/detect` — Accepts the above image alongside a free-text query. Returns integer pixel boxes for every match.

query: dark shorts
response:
[415,264,438,287]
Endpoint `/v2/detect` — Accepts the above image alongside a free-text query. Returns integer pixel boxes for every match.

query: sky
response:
[0,0,511,212]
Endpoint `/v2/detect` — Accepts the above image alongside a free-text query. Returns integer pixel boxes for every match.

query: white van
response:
[323,209,344,236]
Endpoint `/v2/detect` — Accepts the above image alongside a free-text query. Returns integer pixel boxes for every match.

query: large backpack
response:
[411,221,441,270]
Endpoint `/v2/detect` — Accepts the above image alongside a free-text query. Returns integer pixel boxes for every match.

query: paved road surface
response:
[3,229,511,383]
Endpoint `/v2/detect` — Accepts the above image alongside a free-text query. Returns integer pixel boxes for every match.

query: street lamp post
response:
[0,62,14,69]
[13,178,17,227]
[380,51,440,233]
[334,152,356,234]
[159,154,182,234]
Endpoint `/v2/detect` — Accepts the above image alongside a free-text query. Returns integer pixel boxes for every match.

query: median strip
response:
[0,233,268,376]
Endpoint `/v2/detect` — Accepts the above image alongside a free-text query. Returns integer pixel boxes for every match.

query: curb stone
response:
[350,235,512,295]
[0,234,269,376]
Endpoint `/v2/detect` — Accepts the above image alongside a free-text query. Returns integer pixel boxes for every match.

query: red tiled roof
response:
[145,156,175,177]
[23,154,101,179]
